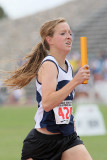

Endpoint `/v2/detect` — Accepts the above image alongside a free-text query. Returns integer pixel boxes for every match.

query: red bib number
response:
[53,101,72,124]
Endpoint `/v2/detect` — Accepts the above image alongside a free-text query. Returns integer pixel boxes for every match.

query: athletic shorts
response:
[21,129,83,160]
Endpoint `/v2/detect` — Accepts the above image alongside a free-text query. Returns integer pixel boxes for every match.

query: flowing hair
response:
[3,18,66,89]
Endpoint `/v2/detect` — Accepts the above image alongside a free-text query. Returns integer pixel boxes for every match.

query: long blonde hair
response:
[4,18,66,89]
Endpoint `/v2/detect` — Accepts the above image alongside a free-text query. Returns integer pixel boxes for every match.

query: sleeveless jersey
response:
[34,55,75,136]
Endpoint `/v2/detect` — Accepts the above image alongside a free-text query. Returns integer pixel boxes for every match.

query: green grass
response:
[0,106,36,160]
[0,104,107,160]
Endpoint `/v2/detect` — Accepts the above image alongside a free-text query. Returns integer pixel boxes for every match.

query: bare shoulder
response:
[38,60,58,83]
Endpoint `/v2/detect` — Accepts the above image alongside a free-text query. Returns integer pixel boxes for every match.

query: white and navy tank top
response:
[34,55,75,136]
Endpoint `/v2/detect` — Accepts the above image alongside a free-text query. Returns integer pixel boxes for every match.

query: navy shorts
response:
[21,129,83,160]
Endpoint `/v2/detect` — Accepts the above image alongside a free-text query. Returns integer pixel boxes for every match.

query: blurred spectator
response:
[0,80,2,88]
[8,88,26,105]
[102,57,107,80]
[69,52,80,75]
[90,51,107,82]
[0,80,8,105]
[91,56,103,81]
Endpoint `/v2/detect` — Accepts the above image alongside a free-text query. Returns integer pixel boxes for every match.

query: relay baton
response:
[80,37,88,84]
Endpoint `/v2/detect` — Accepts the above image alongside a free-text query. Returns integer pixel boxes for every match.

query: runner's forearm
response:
[42,78,78,112]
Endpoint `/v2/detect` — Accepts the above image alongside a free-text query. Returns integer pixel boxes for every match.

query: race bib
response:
[53,101,73,124]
